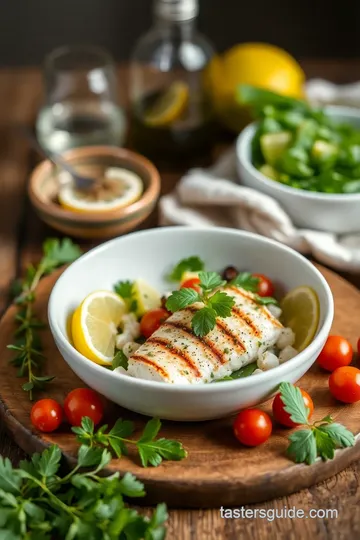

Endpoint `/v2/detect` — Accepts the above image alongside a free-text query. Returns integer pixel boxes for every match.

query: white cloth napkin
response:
[159,80,360,272]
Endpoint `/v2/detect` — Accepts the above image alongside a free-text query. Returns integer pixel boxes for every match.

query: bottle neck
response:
[154,17,196,41]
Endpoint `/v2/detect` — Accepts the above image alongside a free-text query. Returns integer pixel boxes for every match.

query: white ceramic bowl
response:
[236,106,360,234]
[48,227,333,421]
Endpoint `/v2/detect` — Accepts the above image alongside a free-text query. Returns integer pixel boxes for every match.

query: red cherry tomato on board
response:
[64,388,104,427]
[180,277,201,293]
[329,366,360,403]
[272,389,314,427]
[31,398,63,433]
[317,335,353,372]
[140,308,170,339]
[233,408,272,447]
[252,274,275,297]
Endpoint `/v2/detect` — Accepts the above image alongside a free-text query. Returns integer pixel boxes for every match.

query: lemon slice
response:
[260,132,292,166]
[72,291,126,365]
[144,81,189,127]
[58,168,143,213]
[281,286,320,352]
[133,279,161,317]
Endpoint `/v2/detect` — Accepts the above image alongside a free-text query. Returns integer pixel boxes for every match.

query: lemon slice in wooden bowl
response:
[281,286,320,352]
[72,290,126,365]
[58,168,143,213]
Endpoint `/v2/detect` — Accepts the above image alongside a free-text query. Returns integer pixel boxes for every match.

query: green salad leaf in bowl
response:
[238,85,360,194]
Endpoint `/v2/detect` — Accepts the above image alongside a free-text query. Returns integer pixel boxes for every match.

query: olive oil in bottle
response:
[129,0,217,162]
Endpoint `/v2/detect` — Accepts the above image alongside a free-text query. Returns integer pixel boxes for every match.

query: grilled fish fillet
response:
[127,285,283,384]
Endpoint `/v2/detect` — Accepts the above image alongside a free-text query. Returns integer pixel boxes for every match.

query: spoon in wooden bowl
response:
[20,127,98,191]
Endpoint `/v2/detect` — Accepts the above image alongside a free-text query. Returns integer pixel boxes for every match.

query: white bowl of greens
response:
[236,86,360,233]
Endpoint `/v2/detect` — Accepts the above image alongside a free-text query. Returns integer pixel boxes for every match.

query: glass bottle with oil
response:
[129,0,217,163]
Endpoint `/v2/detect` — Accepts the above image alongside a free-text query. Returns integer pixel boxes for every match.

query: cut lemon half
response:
[72,291,126,365]
[281,286,320,352]
[133,279,161,317]
[144,81,189,127]
[58,168,143,213]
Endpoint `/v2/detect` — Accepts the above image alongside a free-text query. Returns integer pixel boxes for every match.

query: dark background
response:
[1,0,360,67]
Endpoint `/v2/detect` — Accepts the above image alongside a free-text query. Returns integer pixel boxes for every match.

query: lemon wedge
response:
[144,81,189,127]
[72,291,126,365]
[132,279,161,317]
[281,286,320,352]
[58,168,143,213]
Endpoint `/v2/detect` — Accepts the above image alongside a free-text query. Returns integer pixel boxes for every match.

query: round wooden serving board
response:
[1,266,360,508]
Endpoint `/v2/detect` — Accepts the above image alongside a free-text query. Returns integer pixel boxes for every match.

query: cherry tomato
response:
[329,366,360,403]
[31,399,63,433]
[252,274,275,297]
[64,388,104,427]
[317,335,353,372]
[140,308,170,339]
[233,408,272,447]
[180,277,201,293]
[272,389,314,427]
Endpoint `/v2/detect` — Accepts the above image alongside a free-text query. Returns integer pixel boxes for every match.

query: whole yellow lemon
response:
[206,43,305,132]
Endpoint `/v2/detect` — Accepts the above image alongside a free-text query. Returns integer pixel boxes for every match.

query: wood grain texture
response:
[1,265,360,511]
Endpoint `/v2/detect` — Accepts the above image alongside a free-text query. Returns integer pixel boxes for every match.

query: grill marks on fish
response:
[130,355,170,380]
[162,320,227,365]
[146,336,202,377]
[231,306,262,337]
[227,286,283,328]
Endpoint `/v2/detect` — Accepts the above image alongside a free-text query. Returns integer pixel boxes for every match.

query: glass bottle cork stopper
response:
[154,0,199,22]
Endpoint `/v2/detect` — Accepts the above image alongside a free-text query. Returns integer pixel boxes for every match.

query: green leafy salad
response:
[238,84,360,194]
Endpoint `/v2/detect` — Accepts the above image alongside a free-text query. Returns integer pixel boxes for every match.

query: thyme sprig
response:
[7,238,81,399]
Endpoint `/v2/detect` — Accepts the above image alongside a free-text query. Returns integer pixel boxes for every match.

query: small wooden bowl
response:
[28,146,161,239]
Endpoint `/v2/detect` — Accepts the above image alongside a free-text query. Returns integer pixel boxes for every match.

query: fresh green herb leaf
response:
[166,288,200,312]
[113,280,139,313]
[317,422,355,448]
[208,291,235,317]
[8,238,81,399]
[279,382,310,425]
[168,256,205,282]
[287,429,317,464]
[238,84,309,112]
[314,430,336,460]
[191,307,217,337]
[112,350,129,370]
[114,279,134,299]
[254,295,278,306]
[72,416,187,468]
[198,271,226,292]
[281,383,355,466]
[0,440,169,538]
[230,272,260,292]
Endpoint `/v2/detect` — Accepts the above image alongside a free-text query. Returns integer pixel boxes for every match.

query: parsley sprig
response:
[166,271,234,337]
[279,382,355,465]
[113,280,138,312]
[7,238,81,399]
[168,256,205,282]
[0,442,168,538]
[72,416,187,468]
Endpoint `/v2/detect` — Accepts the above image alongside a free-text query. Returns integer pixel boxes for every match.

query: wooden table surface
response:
[1,60,360,539]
